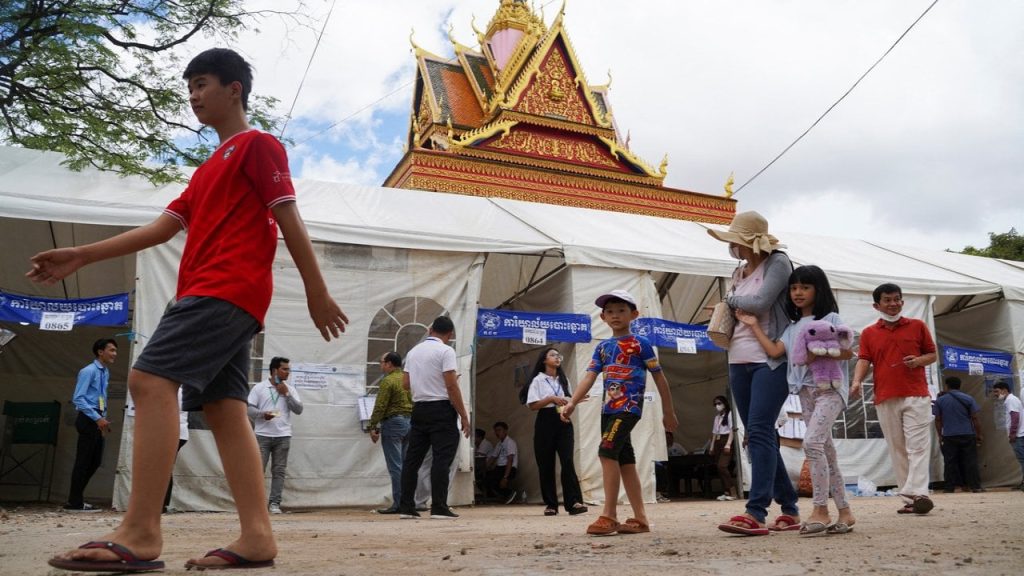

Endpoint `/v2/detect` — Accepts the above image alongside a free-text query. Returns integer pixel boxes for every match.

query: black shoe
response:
[971,488,986,493]
[503,490,518,505]
[376,507,400,514]
[62,503,101,513]
[942,488,955,493]
[399,509,421,519]
[415,506,430,512]
[431,507,459,519]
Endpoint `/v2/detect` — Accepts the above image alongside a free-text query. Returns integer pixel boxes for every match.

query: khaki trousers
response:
[875,396,933,498]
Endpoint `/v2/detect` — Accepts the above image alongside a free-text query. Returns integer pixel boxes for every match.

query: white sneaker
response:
[716,494,736,501]
[269,503,283,514]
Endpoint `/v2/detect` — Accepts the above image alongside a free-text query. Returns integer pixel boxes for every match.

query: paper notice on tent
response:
[40,311,75,331]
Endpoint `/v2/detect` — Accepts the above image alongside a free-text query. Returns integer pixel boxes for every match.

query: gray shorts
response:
[134,296,259,411]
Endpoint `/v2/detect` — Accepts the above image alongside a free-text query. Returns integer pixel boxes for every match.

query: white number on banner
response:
[40,312,75,331]
[522,327,547,345]
[968,362,984,376]
[676,337,697,354]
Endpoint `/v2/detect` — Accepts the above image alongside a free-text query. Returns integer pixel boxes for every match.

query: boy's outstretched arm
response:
[652,371,678,432]
[560,371,597,422]
[27,214,180,284]
[272,201,348,341]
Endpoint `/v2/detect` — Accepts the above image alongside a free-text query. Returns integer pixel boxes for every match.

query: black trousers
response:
[399,401,459,512]
[68,412,104,507]
[941,434,981,490]
[534,408,583,511]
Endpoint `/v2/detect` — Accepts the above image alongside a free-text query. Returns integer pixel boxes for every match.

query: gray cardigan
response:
[726,251,793,369]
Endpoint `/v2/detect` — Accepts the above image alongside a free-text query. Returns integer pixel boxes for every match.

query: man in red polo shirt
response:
[852,283,937,515]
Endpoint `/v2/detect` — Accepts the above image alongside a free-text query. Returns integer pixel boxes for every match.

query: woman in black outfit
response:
[521,347,588,516]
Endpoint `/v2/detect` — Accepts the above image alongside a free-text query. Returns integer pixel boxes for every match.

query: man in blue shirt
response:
[933,376,984,493]
[65,338,118,511]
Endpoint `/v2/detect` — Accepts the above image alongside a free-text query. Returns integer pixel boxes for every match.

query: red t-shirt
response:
[164,130,296,325]
[857,317,936,403]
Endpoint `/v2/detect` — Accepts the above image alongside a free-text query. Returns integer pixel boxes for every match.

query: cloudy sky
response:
[204,0,1022,252]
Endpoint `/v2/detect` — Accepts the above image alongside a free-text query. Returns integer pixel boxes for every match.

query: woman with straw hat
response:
[707,211,801,536]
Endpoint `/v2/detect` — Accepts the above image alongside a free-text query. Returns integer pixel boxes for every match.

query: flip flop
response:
[826,522,854,535]
[912,496,934,514]
[769,514,802,532]
[586,515,621,536]
[896,503,915,514]
[48,541,165,573]
[717,515,769,536]
[568,503,589,516]
[184,548,275,571]
[616,518,650,534]
[799,521,828,537]
[544,507,558,516]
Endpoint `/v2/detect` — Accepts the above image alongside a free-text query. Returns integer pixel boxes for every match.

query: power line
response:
[734,0,941,196]
[279,0,338,139]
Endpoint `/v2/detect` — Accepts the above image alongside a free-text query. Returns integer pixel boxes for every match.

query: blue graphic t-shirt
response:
[587,334,661,416]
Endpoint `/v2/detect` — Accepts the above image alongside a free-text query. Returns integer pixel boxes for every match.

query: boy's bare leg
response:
[600,457,621,520]
[185,398,276,567]
[620,463,647,524]
[50,370,179,563]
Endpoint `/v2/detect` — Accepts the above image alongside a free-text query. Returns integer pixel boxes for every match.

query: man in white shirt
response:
[993,381,1024,490]
[486,421,519,504]
[247,357,303,514]
[397,316,470,519]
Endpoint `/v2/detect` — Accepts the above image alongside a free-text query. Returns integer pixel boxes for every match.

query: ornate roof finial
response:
[471,14,484,45]
[409,27,421,53]
[606,69,613,90]
[659,154,669,177]
[447,22,456,46]
[724,172,735,198]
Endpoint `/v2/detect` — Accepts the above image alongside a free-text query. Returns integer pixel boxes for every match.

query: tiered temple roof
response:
[383,0,736,223]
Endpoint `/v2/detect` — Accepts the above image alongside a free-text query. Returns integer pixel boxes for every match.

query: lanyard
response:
[545,375,562,397]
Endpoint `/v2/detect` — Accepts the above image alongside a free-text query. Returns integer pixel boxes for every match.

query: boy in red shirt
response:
[31,48,347,572]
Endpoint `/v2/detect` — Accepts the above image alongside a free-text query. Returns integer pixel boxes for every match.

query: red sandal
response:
[718,515,769,536]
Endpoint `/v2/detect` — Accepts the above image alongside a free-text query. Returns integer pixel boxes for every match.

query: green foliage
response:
[960,228,1024,262]
[0,1,296,184]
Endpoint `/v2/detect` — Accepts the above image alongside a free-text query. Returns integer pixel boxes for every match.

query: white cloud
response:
[217,0,1023,252]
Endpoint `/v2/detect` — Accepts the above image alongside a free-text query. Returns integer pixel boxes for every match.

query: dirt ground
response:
[2,489,1023,576]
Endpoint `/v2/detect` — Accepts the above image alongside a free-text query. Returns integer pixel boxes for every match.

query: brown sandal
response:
[616,518,650,534]
[586,515,620,536]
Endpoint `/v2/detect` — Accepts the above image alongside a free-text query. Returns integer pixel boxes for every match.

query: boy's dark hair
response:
[430,315,455,335]
[183,48,253,111]
[993,381,1011,392]
[785,265,839,321]
[475,428,486,440]
[944,376,962,389]
[269,356,289,371]
[602,297,637,311]
[92,338,117,357]
[493,421,509,431]
[383,351,402,368]
[872,283,903,304]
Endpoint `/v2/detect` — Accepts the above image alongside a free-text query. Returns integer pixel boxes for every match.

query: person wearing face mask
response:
[853,283,937,515]
[708,395,738,501]
[708,211,800,536]
[991,381,1024,491]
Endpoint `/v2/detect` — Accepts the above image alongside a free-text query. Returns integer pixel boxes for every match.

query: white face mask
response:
[729,245,743,260]
[878,311,902,323]
[714,403,725,412]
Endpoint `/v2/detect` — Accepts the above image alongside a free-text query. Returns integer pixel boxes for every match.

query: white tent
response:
[1,145,1021,511]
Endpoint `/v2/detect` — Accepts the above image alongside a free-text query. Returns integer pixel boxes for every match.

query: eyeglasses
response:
[548,352,563,359]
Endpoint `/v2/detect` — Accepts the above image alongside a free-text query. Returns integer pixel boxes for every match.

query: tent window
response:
[365,297,452,392]
[249,332,265,383]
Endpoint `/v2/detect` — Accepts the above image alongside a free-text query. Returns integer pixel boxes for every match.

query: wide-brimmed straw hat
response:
[706,210,785,254]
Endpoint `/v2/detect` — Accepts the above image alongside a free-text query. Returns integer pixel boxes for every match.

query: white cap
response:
[595,289,637,309]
